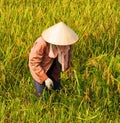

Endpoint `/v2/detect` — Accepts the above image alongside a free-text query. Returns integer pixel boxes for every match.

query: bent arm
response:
[29,40,48,83]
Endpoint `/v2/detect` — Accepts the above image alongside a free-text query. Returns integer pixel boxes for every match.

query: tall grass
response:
[0,0,120,122]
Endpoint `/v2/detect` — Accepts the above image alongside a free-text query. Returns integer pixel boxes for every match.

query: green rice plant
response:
[0,0,120,122]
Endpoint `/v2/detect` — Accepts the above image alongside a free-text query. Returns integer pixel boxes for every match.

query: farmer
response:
[29,22,78,97]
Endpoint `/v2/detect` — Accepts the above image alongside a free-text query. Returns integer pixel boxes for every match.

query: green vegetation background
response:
[0,0,120,122]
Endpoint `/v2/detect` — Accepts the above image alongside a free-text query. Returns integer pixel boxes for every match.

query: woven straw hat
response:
[42,22,78,46]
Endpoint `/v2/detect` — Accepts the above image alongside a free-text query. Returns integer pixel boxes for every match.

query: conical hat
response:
[42,22,78,45]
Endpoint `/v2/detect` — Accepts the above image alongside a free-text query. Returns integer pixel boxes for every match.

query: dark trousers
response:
[34,58,61,96]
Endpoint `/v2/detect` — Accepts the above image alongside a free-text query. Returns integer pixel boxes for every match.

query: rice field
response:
[0,0,120,122]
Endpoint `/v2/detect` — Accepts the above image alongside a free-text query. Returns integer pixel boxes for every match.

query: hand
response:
[45,78,54,89]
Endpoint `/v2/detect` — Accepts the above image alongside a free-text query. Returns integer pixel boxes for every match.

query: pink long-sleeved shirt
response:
[29,36,72,84]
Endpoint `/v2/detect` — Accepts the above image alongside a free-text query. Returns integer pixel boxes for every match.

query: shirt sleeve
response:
[29,40,48,83]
